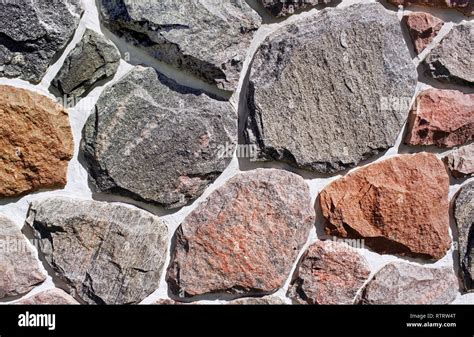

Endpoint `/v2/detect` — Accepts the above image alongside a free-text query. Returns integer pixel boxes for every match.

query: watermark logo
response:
[18,312,56,331]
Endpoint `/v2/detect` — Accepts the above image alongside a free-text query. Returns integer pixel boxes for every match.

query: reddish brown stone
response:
[167,169,314,299]
[403,12,444,54]
[0,85,74,198]
[287,241,371,304]
[405,89,474,148]
[388,0,470,10]
[15,288,79,305]
[443,143,474,178]
[320,153,451,260]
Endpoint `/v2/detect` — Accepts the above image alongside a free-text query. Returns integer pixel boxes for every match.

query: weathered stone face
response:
[444,144,474,178]
[388,0,471,12]
[423,23,474,86]
[246,3,417,174]
[0,85,74,198]
[0,215,45,299]
[99,0,261,91]
[403,12,444,54]
[51,29,121,100]
[167,169,314,299]
[320,153,451,260]
[0,0,83,83]
[81,66,237,209]
[359,262,458,305]
[227,296,286,305]
[288,241,370,304]
[27,198,169,305]
[454,182,474,292]
[405,89,473,148]
[15,288,79,305]
[260,0,332,17]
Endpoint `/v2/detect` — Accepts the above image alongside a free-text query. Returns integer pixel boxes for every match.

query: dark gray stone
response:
[27,197,168,305]
[51,29,121,99]
[82,66,237,209]
[99,0,261,91]
[0,0,83,83]
[454,182,474,292]
[423,22,474,87]
[245,3,417,174]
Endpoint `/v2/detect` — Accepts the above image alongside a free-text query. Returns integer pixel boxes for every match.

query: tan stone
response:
[320,153,451,260]
[0,85,73,198]
[15,288,79,305]
[443,143,474,178]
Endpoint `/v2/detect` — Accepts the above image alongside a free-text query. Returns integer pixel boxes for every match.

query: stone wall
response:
[0,0,472,305]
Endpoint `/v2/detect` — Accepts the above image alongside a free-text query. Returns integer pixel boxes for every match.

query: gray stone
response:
[245,3,417,174]
[454,182,474,292]
[261,0,333,17]
[27,197,168,305]
[0,0,84,84]
[359,262,458,304]
[227,296,286,304]
[99,0,261,91]
[423,22,474,87]
[0,215,45,299]
[51,29,121,99]
[167,169,314,299]
[82,66,237,209]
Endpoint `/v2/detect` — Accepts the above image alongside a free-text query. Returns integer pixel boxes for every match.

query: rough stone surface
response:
[227,296,286,305]
[51,29,121,99]
[260,0,332,17]
[167,169,315,299]
[443,143,474,178]
[99,0,261,91]
[82,66,236,209]
[246,3,417,174]
[15,288,79,305]
[0,215,46,299]
[320,153,451,260]
[359,262,458,304]
[403,12,444,54]
[405,89,474,148]
[388,0,471,13]
[454,182,474,292]
[0,85,74,198]
[423,23,474,86]
[0,0,84,83]
[27,197,168,305]
[287,241,370,304]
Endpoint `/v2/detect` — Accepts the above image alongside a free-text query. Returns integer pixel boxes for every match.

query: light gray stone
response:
[51,29,121,99]
[0,0,84,83]
[245,3,417,174]
[99,0,261,91]
[454,182,474,292]
[444,144,474,178]
[82,66,236,209]
[423,22,474,87]
[261,0,333,17]
[0,215,45,299]
[27,197,168,305]
[359,262,458,304]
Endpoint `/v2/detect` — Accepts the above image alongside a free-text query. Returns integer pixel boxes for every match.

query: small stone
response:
[99,0,261,91]
[154,299,182,305]
[403,12,444,54]
[454,182,474,292]
[0,85,74,198]
[260,0,332,17]
[15,288,79,305]
[288,241,370,304]
[167,169,314,299]
[388,0,471,15]
[51,29,121,100]
[227,296,286,305]
[246,3,417,173]
[81,66,236,209]
[423,23,474,86]
[443,144,474,178]
[27,197,168,305]
[0,215,46,299]
[405,89,473,148]
[320,153,451,260]
[0,0,84,83]
[359,262,458,304]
